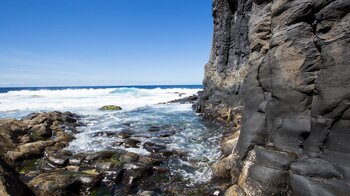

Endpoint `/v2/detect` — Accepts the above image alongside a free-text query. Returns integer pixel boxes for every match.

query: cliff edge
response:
[198,0,350,195]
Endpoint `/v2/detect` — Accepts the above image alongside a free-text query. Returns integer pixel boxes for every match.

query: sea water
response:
[0,85,224,186]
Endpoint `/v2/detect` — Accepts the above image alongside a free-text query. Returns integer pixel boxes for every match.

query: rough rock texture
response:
[196,0,252,120]
[199,0,350,195]
[0,111,79,166]
[0,158,35,196]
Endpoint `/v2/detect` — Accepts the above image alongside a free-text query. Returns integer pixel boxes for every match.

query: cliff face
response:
[199,0,350,195]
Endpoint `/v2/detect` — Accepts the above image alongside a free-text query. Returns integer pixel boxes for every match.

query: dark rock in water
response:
[99,105,122,111]
[95,162,115,171]
[69,154,86,166]
[85,151,116,161]
[138,156,161,166]
[167,95,198,104]
[0,158,35,196]
[124,138,141,148]
[77,174,101,188]
[159,130,176,138]
[148,126,160,132]
[46,151,70,167]
[123,163,151,186]
[143,142,167,153]
[92,131,117,137]
[114,141,124,146]
[197,0,350,194]
[117,128,134,139]
[151,166,168,174]
[123,152,139,163]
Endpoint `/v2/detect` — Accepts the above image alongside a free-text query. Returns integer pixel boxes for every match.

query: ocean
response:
[0,85,224,186]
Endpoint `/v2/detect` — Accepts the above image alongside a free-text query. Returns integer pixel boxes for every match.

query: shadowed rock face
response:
[199,0,350,195]
[0,158,35,196]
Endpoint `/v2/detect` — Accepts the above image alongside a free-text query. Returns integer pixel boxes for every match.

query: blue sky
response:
[0,0,213,87]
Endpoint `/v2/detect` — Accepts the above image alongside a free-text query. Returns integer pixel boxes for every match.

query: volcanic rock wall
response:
[198,0,350,195]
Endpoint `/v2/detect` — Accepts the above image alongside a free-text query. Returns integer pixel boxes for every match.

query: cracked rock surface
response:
[198,0,350,195]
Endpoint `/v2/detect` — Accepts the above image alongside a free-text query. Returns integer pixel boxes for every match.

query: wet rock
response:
[62,112,78,123]
[46,152,70,167]
[124,138,141,148]
[159,130,176,138]
[114,141,124,146]
[152,166,168,174]
[123,163,151,186]
[69,154,86,166]
[92,131,117,137]
[77,174,101,188]
[122,122,131,126]
[157,149,176,157]
[167,95,198,104]
[123,152,139,163]
[148,126,160,132]
[138,156,161,166]
[95,162,115,171]
[117,129,133,139]
[143,142,166,153]
[99,105,122,111]
[85,151,116,161]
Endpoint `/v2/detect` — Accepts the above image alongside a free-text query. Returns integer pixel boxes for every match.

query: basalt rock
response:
[199,0,350,195]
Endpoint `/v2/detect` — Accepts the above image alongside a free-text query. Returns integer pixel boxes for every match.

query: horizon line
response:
[0,84,203,89]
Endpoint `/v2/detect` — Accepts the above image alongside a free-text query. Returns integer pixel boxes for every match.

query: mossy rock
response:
[101,154,124,167]
[18,158,39,174]
[99,105,122,111]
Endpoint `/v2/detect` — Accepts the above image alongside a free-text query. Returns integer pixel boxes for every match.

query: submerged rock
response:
[124,138,141,148]
[143,142,167,153]
[116,128,134,139]
[99,105,122,111]
[148,126,160,132]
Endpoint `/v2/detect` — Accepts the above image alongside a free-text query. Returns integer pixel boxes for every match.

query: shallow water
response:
[0,86,224,186]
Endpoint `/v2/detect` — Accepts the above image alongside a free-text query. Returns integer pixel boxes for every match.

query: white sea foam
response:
[0,87,200,115]
[0,87,224,186]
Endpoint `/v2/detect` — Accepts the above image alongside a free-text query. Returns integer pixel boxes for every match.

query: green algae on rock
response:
[99,105,122,111]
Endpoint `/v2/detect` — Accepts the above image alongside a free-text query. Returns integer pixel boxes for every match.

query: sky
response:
[0,0,213,87]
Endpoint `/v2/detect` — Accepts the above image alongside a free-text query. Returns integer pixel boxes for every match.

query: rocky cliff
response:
[198,0,350,195]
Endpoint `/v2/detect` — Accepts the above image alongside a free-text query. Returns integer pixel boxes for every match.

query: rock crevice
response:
[199,0,350,195]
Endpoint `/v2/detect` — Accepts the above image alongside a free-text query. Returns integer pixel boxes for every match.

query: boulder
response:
[99,105,122,111]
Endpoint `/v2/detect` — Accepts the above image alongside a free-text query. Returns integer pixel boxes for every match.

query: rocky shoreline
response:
[0,97,234,196]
